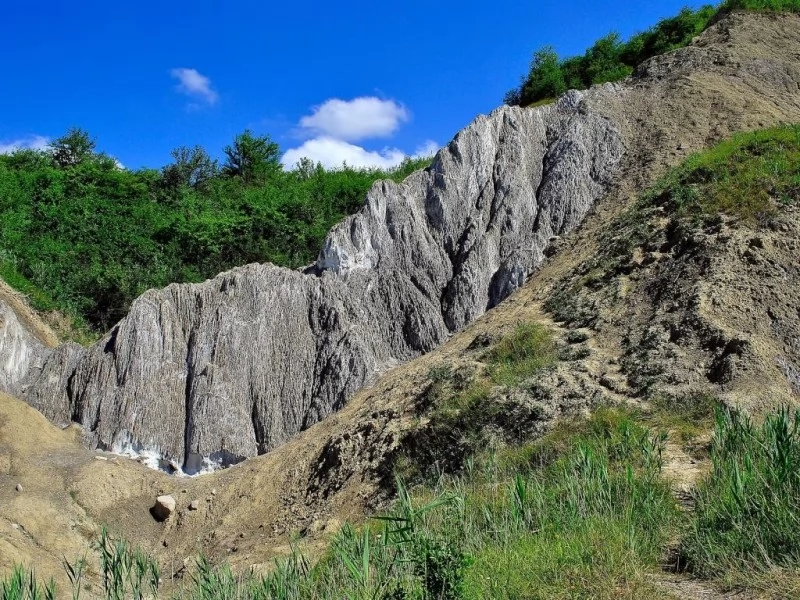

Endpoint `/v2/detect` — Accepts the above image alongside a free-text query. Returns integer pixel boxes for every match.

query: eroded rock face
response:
[11,95,624,471]
[0,297,50,398]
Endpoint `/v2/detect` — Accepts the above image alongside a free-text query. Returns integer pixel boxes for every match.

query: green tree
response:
[50,127,96,168]
[162,145,218,191]
[520,47,566,106]
[222,130,281,185]
[583,33,630,85]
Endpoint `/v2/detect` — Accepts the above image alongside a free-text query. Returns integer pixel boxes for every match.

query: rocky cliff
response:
[7,93,624,472]
[0,280,57,398]
[0,298,47,397]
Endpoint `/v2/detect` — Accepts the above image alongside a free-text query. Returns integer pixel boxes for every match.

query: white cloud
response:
[298,97,408,142]
[282,97,436,171]
[170,68,218,105]
[282,137,407,170]
[413,140,439,158]
[0,135,50,154]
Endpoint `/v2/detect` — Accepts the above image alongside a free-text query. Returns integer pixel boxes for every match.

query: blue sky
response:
[1,0,704,170]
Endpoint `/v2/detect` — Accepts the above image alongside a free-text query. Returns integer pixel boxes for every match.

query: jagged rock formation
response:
[1,11,800,584]
[0,298,47,397]
[0,281,55,398]
[8,93,624,471]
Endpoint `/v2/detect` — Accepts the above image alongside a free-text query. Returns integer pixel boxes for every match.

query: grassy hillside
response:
[0,130,430,335]
[504,0,800,107]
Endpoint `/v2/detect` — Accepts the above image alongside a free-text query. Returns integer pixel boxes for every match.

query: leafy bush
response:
[722,0,800,10]
[506,5,716,107]
[506,0,800,107]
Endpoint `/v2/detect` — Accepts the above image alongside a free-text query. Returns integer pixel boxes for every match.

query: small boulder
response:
[188,500,200,511]
[151,495,176,522]
[15,483,22,492]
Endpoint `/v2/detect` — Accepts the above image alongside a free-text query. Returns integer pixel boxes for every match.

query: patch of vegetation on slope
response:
[545,125,800,394]
[398,323,567,480]
[646,124,800,224]
[484,322,559,386]
[682,408,800,591]
[504,0,800,107]
[0,129,431,336]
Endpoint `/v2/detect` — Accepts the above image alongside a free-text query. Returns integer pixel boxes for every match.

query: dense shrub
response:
[722,0,800,10]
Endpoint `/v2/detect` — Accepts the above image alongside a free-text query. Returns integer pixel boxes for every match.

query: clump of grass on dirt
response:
[399,322,561,479]
[485,322,558,386]
[641,392,719,447]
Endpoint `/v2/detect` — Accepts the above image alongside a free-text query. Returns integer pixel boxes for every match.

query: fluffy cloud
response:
[298,97,408,142]
[282,96,438,170]
[282,137,406,170]
[170,68,218,105]
[0,135,50,154]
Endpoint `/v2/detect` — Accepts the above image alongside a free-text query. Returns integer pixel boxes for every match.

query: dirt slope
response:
[1,10,800,595]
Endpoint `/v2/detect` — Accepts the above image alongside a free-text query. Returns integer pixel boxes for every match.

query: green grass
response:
[681,407,800,588]
[641,392,719,448]
[0,566,56,600]
[485,322,558,386]
[646,124,800,224]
